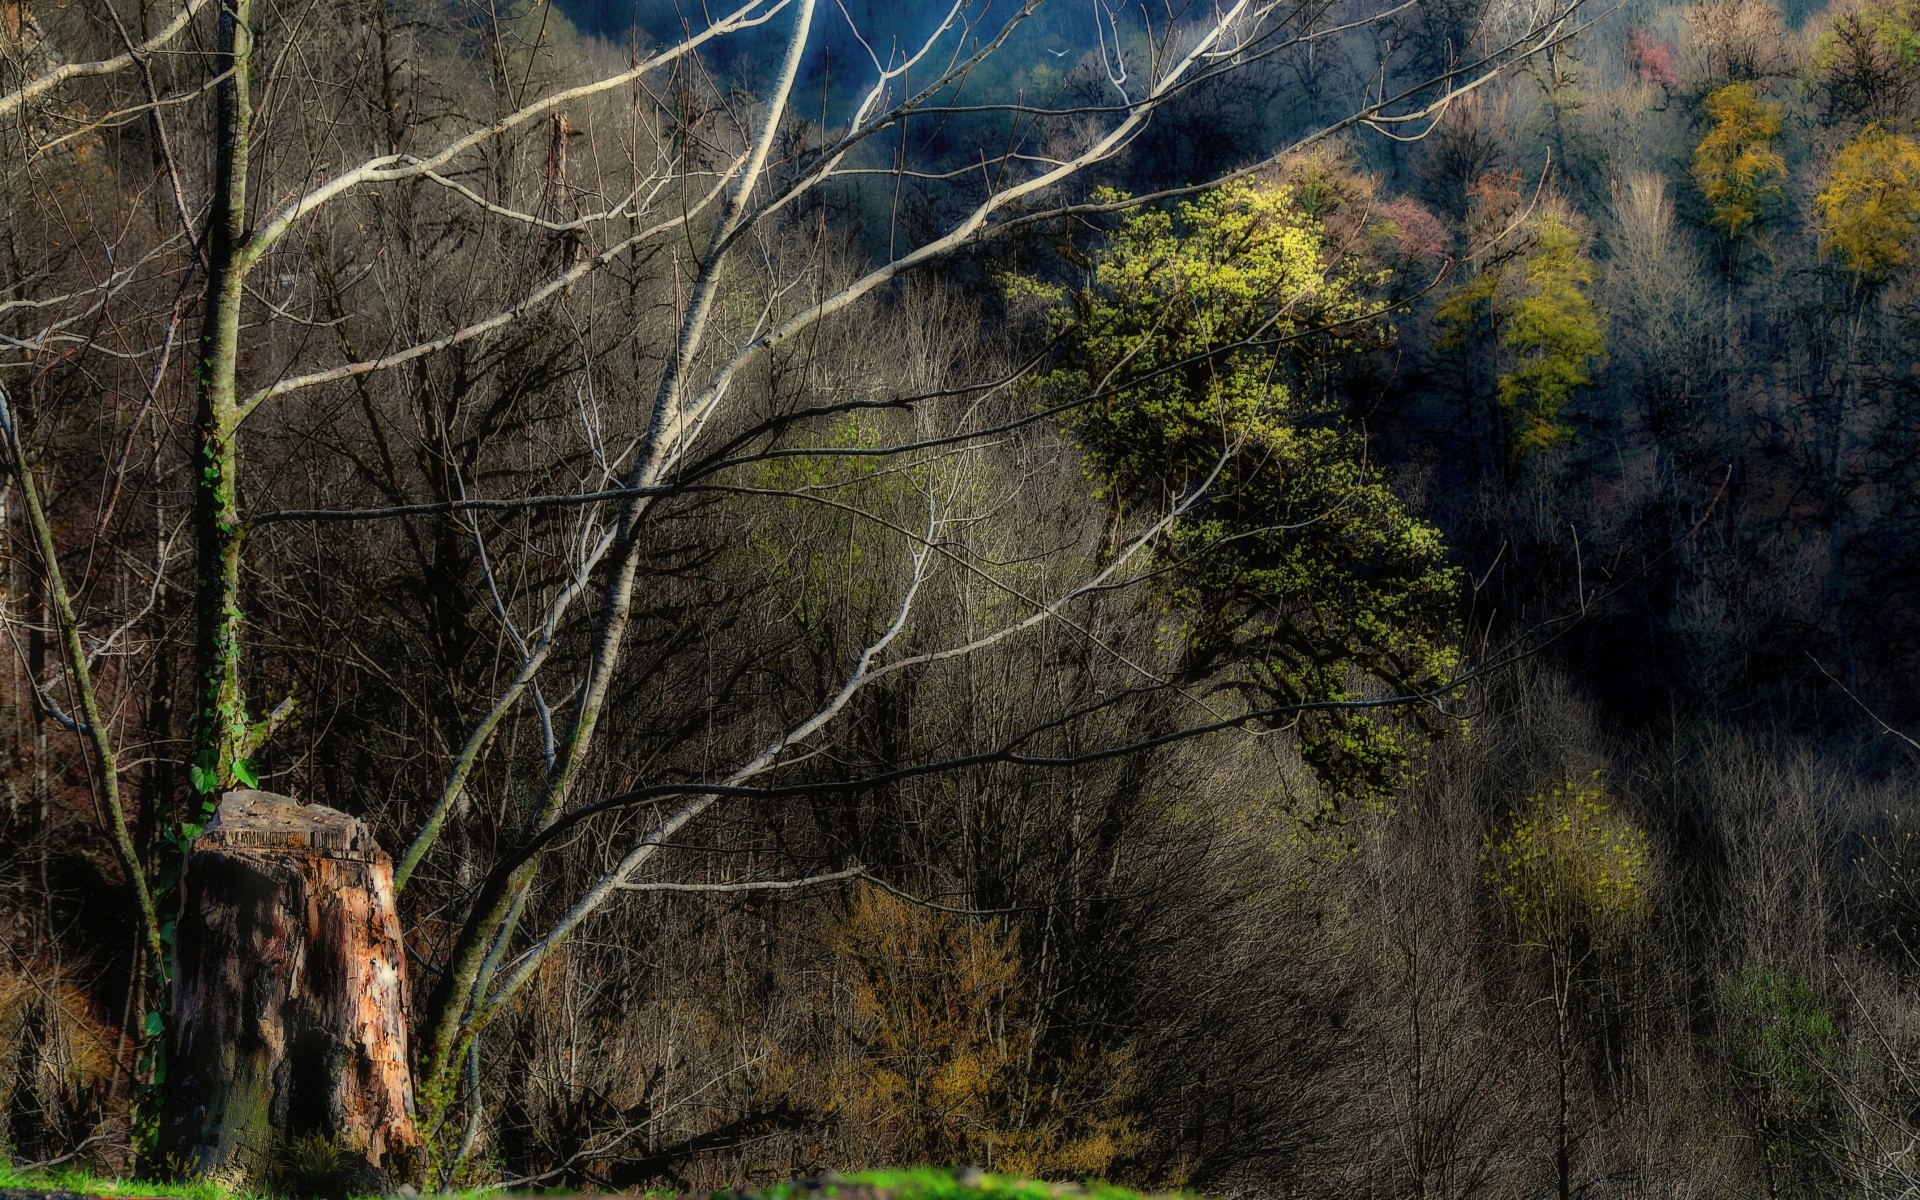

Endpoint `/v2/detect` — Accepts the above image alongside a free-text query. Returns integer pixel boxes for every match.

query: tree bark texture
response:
[159,790,420,1190]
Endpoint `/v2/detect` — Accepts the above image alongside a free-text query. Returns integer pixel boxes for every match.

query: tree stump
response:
[159,790,421,1192]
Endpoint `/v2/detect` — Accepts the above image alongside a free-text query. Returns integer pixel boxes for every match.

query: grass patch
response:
[3,1162,1176,1200]
[740,1168,1176,1200]
[0,1164,245,1200]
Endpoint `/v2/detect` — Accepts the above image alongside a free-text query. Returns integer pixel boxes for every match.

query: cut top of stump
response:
[197,788,380,859]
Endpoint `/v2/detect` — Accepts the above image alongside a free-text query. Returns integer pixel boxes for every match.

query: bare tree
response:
[0,0,1596,1182]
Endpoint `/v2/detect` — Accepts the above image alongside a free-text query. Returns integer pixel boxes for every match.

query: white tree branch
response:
[230,0,788,277]
[0,0,210,118]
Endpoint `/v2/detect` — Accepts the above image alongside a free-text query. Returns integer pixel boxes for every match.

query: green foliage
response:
[8,1158,1169,1200]
[1721,966,1842,1189]
[261,1131,363,1200]
[1494,216,1608,453]
[0,1164,246,1200]
[1816,123,1920,276]
[1433,202,1606,458]
[1487,774,1651,952]
[1034,180,1462,807]
[1807,0,1920,119]
[1725,968,1837,1084]
[1693,82,1787,238]
[414,1061,461,1193]
[739,413,924,637]
[1,1158,1172,1200]
[741,1168,1182,1200]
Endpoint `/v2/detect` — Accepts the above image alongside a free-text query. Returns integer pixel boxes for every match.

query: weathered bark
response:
[159,790,420,1192]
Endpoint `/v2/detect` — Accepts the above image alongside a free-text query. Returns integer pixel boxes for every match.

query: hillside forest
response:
[5,0,1920,1195]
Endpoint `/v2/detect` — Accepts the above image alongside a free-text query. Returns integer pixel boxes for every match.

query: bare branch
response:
[230,0,789,279]
[235,161,738,420]
[0,0,211,118]
[611,865,865,893]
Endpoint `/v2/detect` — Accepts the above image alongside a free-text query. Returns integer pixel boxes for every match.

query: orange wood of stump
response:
[158,790,420,1190]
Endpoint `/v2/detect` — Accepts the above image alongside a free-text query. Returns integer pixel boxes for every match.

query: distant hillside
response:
[554,0,1099,120]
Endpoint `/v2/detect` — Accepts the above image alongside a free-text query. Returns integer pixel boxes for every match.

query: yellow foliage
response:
[1816,124,1920,276]
[1487,774,1652,952]
[1692,82,1787,238]
[823,891,1136,1177]
[0,968,118,1148]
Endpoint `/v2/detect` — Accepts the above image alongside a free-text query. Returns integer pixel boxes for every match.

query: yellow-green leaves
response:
[1035,178,1462,808]
[1488,775,1651,952]
[1693,82,1788,239]
[1053,180,1381,498]
[1816,124,1920,276]
[1498,216,1608,454]
[1435,211,1606,457]
[1808,0,1920,121]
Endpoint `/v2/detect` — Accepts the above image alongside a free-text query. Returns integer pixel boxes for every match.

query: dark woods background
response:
[5,0,1920,1196]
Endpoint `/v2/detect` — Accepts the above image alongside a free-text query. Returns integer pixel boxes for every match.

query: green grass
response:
[3,1161,1175,1200]
[0,1163,244,1200]
[740,1168,1175,1200]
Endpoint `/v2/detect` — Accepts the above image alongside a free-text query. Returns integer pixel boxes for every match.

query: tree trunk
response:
[159,789,420,1192]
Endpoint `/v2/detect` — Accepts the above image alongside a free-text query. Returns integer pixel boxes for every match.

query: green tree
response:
[1435,208,1607,458]
[1035,179,1462,807]
[1722,966,1842,1198]
[1488,776,1651,1200]
[1808,0,1920,122]
[1489,776,1652,952]
[1816,124,1920,276]
[1693,82,1788,239]
[1496,215,1608,453]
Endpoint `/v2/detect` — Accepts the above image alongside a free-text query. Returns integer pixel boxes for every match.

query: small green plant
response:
[1721,965,1842,1194]
[262,1131,365,1200]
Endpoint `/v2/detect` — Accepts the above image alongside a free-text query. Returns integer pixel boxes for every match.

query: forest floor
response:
[0,1165,1167,1200]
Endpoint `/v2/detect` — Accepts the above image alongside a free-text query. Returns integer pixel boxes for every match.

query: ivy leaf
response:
[188,763,218,794]
[143,1011,164,1037]
[233,758,260,789]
